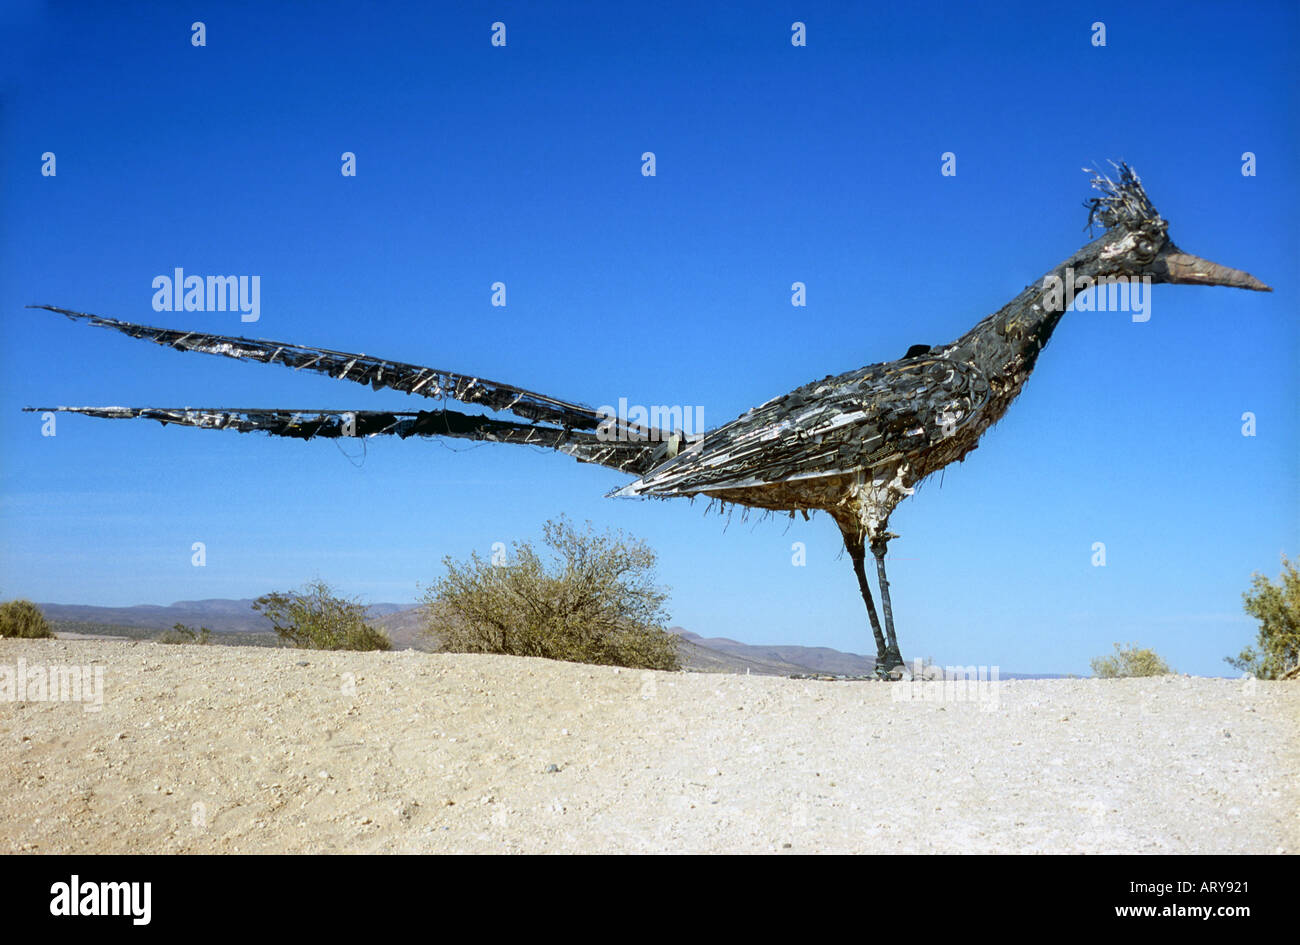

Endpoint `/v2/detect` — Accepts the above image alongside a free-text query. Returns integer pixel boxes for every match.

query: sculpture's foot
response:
[874,650,905,679]
[873,647,905,680]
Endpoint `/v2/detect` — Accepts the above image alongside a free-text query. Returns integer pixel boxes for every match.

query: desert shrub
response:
[1090,642,1173,678]
[253,580,391,651]
[157,623,213,645]
[1226,554,1300,679]
[0,599,55,638]
[424,517,680,671]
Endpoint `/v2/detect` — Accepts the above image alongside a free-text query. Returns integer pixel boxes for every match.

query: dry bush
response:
[1227,554,1300,679]
[0,599,55,639]
[1091,642,1173,678]
[424,517,680,671]
[253,580,391,651]
[157,623,213,645]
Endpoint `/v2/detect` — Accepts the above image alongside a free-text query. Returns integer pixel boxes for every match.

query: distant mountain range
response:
[36,598,878,675]
[671,631,876,676]
[39,598,410,634]
[35,598,1064,677]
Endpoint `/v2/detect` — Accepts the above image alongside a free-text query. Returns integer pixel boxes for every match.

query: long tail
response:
[22,405,674,473]
[29,305,641,431]
[26,306,694,475]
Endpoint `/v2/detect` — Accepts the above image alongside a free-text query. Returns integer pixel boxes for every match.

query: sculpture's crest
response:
[1085,162,1162,234]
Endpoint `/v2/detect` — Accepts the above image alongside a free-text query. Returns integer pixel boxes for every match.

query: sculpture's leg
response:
[871,535,904,671]
[840,526,890,677]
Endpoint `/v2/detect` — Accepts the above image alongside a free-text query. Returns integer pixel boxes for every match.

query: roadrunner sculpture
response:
[27,165,1271,675]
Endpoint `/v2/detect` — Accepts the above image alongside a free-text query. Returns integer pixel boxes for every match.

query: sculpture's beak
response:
[1152,245,1272,291]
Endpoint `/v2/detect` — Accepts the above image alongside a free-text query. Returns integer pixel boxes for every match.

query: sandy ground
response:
[1,638,1296,854]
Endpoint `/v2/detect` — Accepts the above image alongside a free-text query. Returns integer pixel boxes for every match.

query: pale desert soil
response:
[1,638,1296,854]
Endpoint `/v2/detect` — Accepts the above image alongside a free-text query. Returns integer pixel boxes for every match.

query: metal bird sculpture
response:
[25,165,1272,676]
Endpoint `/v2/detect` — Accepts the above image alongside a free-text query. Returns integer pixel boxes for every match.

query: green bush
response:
[1091,642,1173,678]
[1226,554,1300,679]
[0,599,55,639]
[157,623,213,645]
[424,517,681,671]
[253,580,391,651]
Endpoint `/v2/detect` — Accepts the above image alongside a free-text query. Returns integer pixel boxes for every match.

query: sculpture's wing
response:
[22,405,669,474]
[615,356,991,497]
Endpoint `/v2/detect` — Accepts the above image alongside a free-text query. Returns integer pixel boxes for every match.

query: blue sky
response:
[2,1,1295,675]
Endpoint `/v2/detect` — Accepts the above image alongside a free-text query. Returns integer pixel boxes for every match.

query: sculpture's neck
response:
[950,238,1117,396]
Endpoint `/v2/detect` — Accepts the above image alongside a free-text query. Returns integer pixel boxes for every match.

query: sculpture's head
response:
[1086,162,1271,292]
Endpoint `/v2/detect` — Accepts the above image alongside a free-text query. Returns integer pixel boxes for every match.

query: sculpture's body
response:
[28,165,1271,675]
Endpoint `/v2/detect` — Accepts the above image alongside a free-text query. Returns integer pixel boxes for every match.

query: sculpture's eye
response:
[1134,237,1158,263]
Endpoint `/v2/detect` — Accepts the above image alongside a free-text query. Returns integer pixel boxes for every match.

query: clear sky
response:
[2,1,1296,675]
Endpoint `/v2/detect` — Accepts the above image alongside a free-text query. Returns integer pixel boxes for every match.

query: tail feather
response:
[22,405,668,473]
[28,305,656,438]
